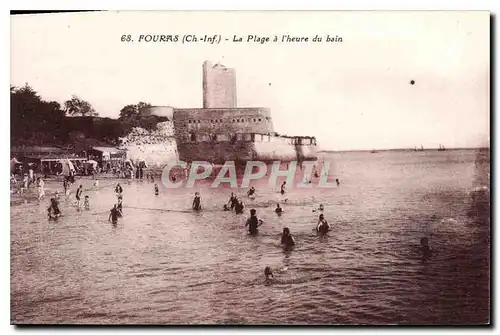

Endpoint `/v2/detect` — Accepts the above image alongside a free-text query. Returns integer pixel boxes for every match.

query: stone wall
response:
[177,141,255,163]
[173,107,274,142]
[118,121,179,167]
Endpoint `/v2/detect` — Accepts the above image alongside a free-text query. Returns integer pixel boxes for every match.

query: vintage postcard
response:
[10,11,490,325]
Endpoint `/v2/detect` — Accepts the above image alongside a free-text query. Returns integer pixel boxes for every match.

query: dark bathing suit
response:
[230,196,237,209]
[318,222,329,234]
[247,216,259,234]
[76,188,82,201]
[193,196,201,211]
[281,235,295,246]
[110,208,119,224]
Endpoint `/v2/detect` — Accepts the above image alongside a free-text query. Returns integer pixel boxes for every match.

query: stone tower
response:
[202,61,237,108]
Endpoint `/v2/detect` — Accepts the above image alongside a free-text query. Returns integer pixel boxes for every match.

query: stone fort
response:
[120,61,316,166]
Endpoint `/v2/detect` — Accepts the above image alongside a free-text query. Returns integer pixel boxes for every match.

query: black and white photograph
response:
[9,10,490,325]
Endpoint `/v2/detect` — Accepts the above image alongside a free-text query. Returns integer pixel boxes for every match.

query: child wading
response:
[84,195,91,210]
[47,198,61,219]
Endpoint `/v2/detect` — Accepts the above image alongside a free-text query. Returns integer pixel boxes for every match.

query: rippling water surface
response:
[11,149,490,324]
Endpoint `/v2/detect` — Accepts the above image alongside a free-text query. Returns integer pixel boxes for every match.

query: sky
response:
[10,11,490,150]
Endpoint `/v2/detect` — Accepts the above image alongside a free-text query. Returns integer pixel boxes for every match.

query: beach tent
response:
[10,157,21,174]
[58,159,76,176]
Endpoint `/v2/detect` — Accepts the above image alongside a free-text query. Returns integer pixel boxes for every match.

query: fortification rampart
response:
[173,108,274,142]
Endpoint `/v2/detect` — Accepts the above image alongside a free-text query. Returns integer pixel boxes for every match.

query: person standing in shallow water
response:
[264,267,274,281]
[37,177,45,200]
[115,183,123,196]
[247,186,256,197]
[316,214,330,234]
[47,198,61,219]
[281,227,295,248]
[75,185,83,209]
[116,195,124,217]
[154,183,159,196]
[275,203,283,215]
[192,192,202,211]
[235,200,245,214]
[245,209,264,235]
[109,204,122,224]
[228,192,237,210]
[420,237,432,263]
[280,181,287,195]
[63,178,69,196]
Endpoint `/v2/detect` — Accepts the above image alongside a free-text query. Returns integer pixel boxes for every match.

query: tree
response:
[64,95,98,117]
[11,83,66,145]
[118,101,151,120]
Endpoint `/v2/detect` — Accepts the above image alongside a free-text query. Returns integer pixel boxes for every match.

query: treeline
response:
[11,84,167,148]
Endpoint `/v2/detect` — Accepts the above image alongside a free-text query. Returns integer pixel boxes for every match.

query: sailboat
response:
[438,144,446,151]
[413,145,424,152]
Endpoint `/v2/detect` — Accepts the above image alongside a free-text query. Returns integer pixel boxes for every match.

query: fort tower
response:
[202,61,237,108]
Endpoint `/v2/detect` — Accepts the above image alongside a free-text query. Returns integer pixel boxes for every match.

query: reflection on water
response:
[11,149,490,324]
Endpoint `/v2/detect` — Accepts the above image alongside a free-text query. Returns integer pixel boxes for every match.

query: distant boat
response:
[414,145,424,152]
[371,149,378,153]
[438,144,446,151]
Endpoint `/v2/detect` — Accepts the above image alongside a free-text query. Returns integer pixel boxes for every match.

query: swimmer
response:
[63,178,69,196]
[265,266,274,280]
[275,203,283,215]
[280,181,286,195]
[109,204,122,224]
[223,204,231,211]
[192,192,202,211]
[228,192,238,210]
[247,186,256,197]
[117,198,123,217]
[316,214,330,234]
[115,183,123,195]
[84,195,91,210]
[313,204,324,212]
[420,237,432,262]
[47,198,61,219]
[93,179,99,188]
[154,183,159,196]
[75,185,83,209]
[235,200,245,214]
[281,227,296,247]
[245,209,264,235]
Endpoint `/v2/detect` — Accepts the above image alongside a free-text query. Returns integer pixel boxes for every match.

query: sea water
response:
[10,149,490,324]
